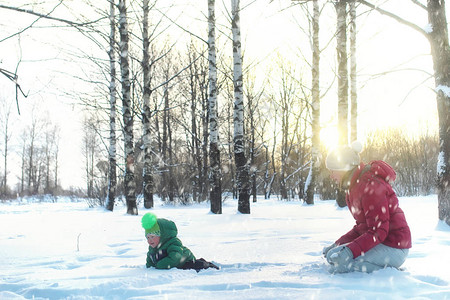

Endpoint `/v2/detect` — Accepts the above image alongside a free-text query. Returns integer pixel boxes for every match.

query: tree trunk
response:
[247,90,257,203]
[20,141,25,195]
[191,71,200,202]
[208,0,222,214]
[226,102,237,199]
[167,90,175,203]
[142,0,154,209]
[118,0,137,215]
[161,86,174,203]
[231,0,250,214]
[106,0,117,212]
[428,0,450,225]
[349,0,358,142]
[269,123,278,200]
[335,0,348,208]
[89,142,94,197]
[1,104,11,196]
[161,89,168,202]
[28,131,34,195]
[336,0,349,146]
[202,88,210,202]
[280,101,288,200]
[3,122,7,193]
[263,145,270,199]
[186,48,202,203]
[44,131,50,194]
[304,0,320,205]
[54,143,59,192]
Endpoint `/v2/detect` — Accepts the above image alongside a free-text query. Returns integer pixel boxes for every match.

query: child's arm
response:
[146,249,162,268]
[154,244,184,269]
[146,251,155,268]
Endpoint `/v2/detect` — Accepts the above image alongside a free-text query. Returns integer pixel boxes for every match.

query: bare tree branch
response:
[358,0,429,40]
[0,68,28,114]
[155,7,207,44]
[0,3,101,27]
[410,0,427,11]
[0,1,63,43]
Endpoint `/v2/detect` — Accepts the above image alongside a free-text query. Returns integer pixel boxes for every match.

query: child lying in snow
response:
[142,212,219,272]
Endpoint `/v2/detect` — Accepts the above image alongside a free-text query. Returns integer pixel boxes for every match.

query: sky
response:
[1,194,449,299]
[0,0,447,189]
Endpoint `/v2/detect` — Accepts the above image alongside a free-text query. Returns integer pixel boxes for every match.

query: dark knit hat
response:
[326,141,363,171]
[141,212,161,236]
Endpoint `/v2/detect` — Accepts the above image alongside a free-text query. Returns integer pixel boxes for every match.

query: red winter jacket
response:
[335,160,412,258]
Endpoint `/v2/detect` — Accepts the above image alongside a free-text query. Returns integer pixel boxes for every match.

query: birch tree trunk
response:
[304,0,320,205]
[106,0,117,212]
[428,0,450,225]
[231,0,250,214]
[349,0,357,142]
[336,0,349,146]
[118,0,137,215]
[208,0,222,214]
[202,86,210,202]
[335,0,348,207]
[142,0,154,209]
[200,106,210,202]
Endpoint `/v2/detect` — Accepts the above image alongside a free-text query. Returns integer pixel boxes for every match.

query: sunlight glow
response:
[320,126,339,150]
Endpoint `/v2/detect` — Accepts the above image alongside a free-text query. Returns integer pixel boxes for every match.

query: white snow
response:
[424,23,433,34]
[437,151,446,175]
[436,85,450,98]
[1,195,449,299]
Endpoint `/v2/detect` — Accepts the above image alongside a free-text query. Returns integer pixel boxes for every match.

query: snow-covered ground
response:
[0,195,449,300]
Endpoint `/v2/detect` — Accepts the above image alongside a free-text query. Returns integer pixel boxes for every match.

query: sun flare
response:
[320,126,339,150]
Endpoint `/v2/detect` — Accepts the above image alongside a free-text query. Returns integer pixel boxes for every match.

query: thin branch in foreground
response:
[0,68,29,115]
[0,3,99,27]
[358,0,429,40]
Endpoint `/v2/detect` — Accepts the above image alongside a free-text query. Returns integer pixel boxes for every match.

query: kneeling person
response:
[142,212,219,272]
[322,142,411,273]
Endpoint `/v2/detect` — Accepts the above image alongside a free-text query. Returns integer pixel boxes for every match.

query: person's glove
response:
[322,243,336,257]
[207,261,220,270]
[327,246,353,272]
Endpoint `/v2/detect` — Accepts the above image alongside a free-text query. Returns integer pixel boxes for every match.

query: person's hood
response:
[368,160,396,183]
[349,160,396,189]
[157,218,178,244]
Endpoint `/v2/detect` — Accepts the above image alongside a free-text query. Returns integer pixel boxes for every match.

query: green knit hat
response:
[141,212,161,236]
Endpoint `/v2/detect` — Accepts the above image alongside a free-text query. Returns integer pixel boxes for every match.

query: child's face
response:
[146,234,160,248]
[330,169,346,184]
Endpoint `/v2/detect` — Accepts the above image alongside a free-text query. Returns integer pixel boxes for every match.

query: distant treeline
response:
[0,117,438,205]
[319,129,438,200]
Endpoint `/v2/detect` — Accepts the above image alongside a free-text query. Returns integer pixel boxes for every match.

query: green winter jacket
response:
[145,218,195,269]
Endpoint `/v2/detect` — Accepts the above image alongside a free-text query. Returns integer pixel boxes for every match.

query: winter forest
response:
[1,1,450,299]
[0,1,449,222]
